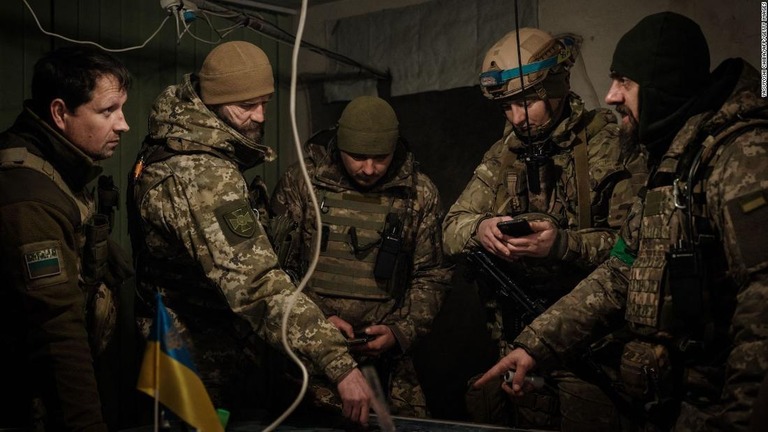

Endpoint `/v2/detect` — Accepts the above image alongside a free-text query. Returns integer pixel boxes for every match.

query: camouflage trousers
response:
[302,355,429,418]
[466,369,624,431]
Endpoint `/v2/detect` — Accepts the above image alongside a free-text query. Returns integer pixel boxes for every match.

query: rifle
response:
[466,249,547,325]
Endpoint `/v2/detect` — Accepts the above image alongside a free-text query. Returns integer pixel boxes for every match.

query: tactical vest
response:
[619,117,768,420]
[309,188,412,301]
[626,117,768,337]
[0,147,116,354]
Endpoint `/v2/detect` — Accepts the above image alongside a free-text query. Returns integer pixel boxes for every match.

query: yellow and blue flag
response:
[137,293,223,432]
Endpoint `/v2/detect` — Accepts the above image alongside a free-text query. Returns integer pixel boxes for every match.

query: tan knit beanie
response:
[337,96,399,155]
[199,41,274,105]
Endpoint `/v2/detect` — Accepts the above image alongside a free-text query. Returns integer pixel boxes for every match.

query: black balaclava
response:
[610,12,711,160]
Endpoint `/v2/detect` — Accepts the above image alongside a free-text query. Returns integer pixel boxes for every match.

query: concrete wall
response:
[297,0,758,113]
[541,0,759,110]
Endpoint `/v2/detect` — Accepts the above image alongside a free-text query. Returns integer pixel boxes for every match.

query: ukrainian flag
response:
[137,293,223,432]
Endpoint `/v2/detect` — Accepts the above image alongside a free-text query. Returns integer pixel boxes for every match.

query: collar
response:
[15,104,103,189]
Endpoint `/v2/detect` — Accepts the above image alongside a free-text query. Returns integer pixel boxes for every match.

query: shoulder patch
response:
[726,189,768,272]
[215,199,258,245]
[738,190,767,214]
[20,240,69,288]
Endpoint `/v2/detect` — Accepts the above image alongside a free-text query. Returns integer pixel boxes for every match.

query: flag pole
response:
[154,294,161,432]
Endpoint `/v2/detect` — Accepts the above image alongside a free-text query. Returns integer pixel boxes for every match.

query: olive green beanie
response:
[337,96,399,155]
[199,41,274,105]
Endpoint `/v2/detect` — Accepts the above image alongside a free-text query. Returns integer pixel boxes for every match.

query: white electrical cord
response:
[22,0,170,53]
[263,0,315,429]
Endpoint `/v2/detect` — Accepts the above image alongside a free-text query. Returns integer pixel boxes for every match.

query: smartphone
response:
[497,219,534,237]
[346,331,373,346]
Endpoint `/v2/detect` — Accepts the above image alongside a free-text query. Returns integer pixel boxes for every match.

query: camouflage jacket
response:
[269,133,452,353]
[130,74,357,383]
[0,107,107,431]
[515,59,768,430]
[443,95,646,304]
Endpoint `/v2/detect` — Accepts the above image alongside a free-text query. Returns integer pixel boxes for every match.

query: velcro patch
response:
[215,199,259,246]
[25,246,61,279]
[19,240,69,288]
[738,190,767,214]
[727,190,768,271]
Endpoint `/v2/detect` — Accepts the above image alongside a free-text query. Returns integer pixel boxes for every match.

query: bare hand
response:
[350,325,396,356]
[336,368,373,426]
[328,315,354,339]
[506,219,557,258]
[476,217,517,261]
[473,348,537,397]
[477,217,557,261]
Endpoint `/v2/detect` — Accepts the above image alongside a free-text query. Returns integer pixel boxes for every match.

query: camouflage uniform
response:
[0,106,123,431]
[514,59,768,431]
[129,74,358,416]
[269,131,452,417]
[443,95,647,429]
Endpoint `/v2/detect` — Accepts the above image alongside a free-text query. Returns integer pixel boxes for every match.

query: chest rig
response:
[0,147,116,353]
[309,187,413,302]
[626,118,768,342]
[497,119,599,230]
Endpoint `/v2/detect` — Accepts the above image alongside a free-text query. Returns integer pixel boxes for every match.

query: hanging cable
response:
[177,7,223,45]
[188,0,389,80]
[22,0,170,53]
[263,0,314,429]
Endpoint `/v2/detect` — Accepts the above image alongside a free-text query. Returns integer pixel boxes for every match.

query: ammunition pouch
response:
[619,340,681,427]
[87,238,134,355]
[512,385,560,429]
[620,341,671,401]
[268,214,299,269]
[81,214,110,286]
[86,282,116,355]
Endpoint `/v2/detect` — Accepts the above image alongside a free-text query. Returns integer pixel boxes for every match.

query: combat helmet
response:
[480,28,576,102]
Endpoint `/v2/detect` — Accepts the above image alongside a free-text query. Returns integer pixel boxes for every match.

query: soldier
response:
[442,28,647,429]
[475,12,768,432]
[128,41,373,425]
[269,96,452,418]
[0,46,132,431]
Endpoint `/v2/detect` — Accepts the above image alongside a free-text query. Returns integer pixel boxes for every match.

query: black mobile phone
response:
[347,331,373,346]
[497,219,534,237]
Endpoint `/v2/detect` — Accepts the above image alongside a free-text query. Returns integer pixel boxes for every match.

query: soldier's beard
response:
[617,105,640,163]
[214,106,265,144]
[237,123,264,144]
